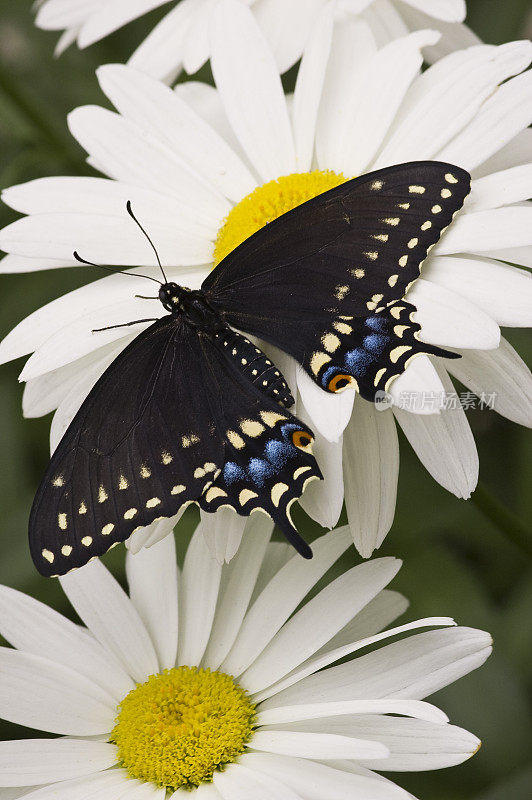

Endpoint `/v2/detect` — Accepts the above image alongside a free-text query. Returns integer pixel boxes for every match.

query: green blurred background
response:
[0,2,531,798]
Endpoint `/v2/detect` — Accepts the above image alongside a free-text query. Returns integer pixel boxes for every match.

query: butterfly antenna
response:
[126,201,168,284]
[73,252,161,284]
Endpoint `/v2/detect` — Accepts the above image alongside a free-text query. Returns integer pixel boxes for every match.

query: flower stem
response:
[472,481,532,558]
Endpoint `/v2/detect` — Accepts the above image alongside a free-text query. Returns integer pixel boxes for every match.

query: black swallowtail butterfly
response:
[30,161,470,575]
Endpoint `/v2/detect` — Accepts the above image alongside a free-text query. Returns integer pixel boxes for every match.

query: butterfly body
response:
[29,161,471,576]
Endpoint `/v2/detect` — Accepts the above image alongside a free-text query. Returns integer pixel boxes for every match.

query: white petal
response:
[0,254,74,273]
[0,739,117,786]
[318,590,409,651]
[375,41,532,168]
[251,541,294,602]
[447,337,532,427]
[297,400,344,530]
[409,278,501,350]
[126,514,182,554]
[202,515,272,670]
[389,355,446,415]
[128,2,194,82]
[60,559,159,683]
[68,105,229,227]
[297,366,354,441]
[260,626,490,709]
[251,729,389,760]
[213,762,302,800]
[257,698,447,726]
[291,4,334,171]
[469,165,532,211]
[439,69,532,171]
[221,526,352,678]
[14,770,131,800]
[473,128,532,177]
[343,400,399,557]
[97,64,256,203]
[0,648,116,735]
[78,0,168,48]
[126,533,179,671]
[241,558,401,694]
[394,360,478,497]
[35,0,100,29]
[239,753,411,800]
[177,523,223,667]
[210,0,296,182]
[199,508,247,565]
[172,783,223,800]
[0,211,212,266]
[315,20,377,172]
[486,245,532,268]
[424,254,532,328]
[0,585,133,701]
[436,207,532,255]
[254,0,328,73]
[254,617,455,704]
[402,0,465,22]
[311,716,480,771]
[335,30,441,175]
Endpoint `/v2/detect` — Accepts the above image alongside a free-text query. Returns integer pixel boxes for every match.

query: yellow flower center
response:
[111,666,256,791]
[213,169,347,266]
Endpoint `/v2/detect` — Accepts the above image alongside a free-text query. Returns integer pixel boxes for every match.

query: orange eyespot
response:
[292,430,314,452]
[327,373,357,393]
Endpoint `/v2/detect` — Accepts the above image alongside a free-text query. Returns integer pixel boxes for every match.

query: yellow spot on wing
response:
[398,202,410,209]
[294,466,312,480]
[421,220,432,231]
[333,321,352,334]
[388,274,398,287]
[146,498,161,508]
[374,367,387,386]
[205,486,228,503]
[409,185,425,194]
[271,482,289,507]
[310,351,331,376]
[394,325,409,338]
[227,430,245,449]
[119,475,128,490]
[371,180,383,190]
[363,251,378,260]
[81,536,92,547]
[382,217,400,226]
[240,419,265,437]
[398,255,408,267]
[78,502,87,515]
[124,508,138,519]
[42,549,54,563]
[390,306,404,320]
[98,485,108,503]
[171,485,186,495]
[58,513,67,530]
[52,475,64,487]
[322,333,341,353]
[194,467,206,479]
[390,345,412,363]
[140,465,151,479]
[407,238,418,249]
[161,451,173,465]
[335,284,350,300]
[432,204,442,214]
[102,523,115,536]
[239,489,258,505]
[445,173,458,184]
[372,233,388,242]
[441,188,452,198]
[61,545,72,557]
[351,268,365,279]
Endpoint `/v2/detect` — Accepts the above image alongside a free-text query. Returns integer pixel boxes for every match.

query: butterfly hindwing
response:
[203,161,470,399]
[29,318,320,576]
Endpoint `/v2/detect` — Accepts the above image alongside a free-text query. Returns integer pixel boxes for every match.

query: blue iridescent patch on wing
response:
[363,333,390,354]
[248,457,276,487]
[223,462,246,485]
[264,439,294,468]
[345,347,373,375]
[365,315,388,332]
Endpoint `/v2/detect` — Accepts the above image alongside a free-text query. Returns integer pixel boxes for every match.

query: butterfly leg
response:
[92,318,159,333]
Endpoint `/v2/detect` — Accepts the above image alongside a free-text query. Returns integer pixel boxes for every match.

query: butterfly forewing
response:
[29,317,320,576]
[204,161,470,399]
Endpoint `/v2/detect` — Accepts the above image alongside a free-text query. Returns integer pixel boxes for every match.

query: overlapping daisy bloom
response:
[0,521,491,799]
[34,0,476,79]
[2,1,532,560]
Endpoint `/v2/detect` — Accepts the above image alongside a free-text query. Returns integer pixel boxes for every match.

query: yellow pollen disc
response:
[111,666,256,791]
[213,170,347,266]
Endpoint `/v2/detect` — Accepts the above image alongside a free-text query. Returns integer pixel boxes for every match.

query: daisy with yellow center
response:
[0,520,490,798]
[1,1,532,564]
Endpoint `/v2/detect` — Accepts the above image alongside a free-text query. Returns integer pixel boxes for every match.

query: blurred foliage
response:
[0,1,531,798]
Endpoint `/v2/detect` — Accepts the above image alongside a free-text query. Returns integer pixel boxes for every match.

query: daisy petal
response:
[439,69,532,170]
[241,558,401,694]
[77,0,168,48]
[171,783,223,800]
[424,255,532,328]
[126,514,182,555]
[447,337,532,427]
[35,0,100,30]
[96,64,256,203]
[239,753,411,799]
[0,584,133,701]
[297,365,354,442]
[469,165,532,210]
[389,356,446,415]
[254,0,328,74]
[250,729,389,760]
[403,0,466,23]
[409,278,500,350]
[126,533,179,671]
[221,526,352,678]
[486,245,532,268]
[261,626,491,708]
[0,648,116,735]
[128,2,194,82]
[394,361,478,497]
[177,523,223,667]
[473,128,532,177]
[257,698,448,726]
[315,717,480,771]
[60,559,159,683]
[14,770,131,800]
[199,508,247,565]
[202,515,272,671]
[0,738,117,786]
[319,590,409,650]
[68,106,229,228]
[210,0,296,182]
[292,3,334,171]
[436,207,532,255]
[343,401,399,557]
[0,254,75,273]
[213,762,302,800]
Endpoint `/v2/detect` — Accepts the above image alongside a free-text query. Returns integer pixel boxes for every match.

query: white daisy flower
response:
[35,0,476,78]
[2,3,532,559]
[0,521,491,799]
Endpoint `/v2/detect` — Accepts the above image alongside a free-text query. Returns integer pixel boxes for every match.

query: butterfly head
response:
[158,282,188,312]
